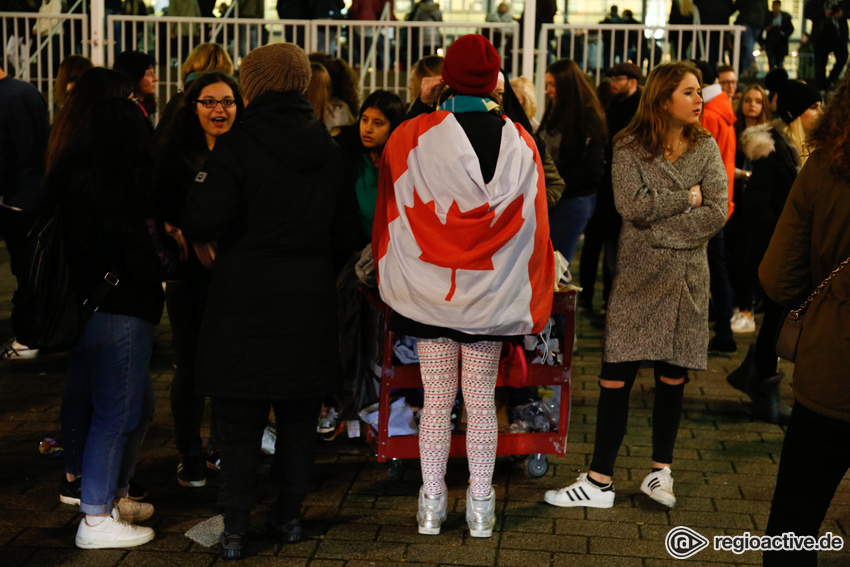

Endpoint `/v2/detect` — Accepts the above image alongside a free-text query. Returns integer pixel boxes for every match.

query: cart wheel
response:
[525,454,548,478]
[388,458,403,481]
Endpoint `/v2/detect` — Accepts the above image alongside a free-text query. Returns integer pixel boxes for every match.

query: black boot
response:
[726,344,758,396]
[751,373,792,425]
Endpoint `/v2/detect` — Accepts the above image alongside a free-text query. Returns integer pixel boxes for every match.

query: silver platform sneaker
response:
[416,487,447,535]
[465,486,495,538]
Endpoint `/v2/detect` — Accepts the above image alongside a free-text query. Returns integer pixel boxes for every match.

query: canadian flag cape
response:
[372,110,554,336]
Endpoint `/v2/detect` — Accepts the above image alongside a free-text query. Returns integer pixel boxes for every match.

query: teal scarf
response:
[439,95,501,114]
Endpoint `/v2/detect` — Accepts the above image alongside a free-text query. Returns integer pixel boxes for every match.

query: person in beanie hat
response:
[763,66,789,112]
[440,33,500,96]
[726,80,823,425]
[776,79,822,125]
[239,42,312,103]
[180,42,360,560]
[113,51,158,128]
[372,33,554,538]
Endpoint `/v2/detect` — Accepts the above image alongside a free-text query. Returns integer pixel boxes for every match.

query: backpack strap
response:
[81,271,120,312]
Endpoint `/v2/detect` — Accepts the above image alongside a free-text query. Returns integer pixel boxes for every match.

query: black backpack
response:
[11,215,117,352]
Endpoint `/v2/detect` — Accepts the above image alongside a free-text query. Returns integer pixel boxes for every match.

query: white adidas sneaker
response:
[75,508,155,549]
[544,473,615,508]
[640,466,676,507]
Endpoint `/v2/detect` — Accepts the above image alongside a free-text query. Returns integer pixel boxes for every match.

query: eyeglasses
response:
[196,98,236,109]
[719,80,737,86]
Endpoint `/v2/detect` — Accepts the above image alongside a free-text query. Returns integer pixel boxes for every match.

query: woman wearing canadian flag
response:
[372,34,554,538]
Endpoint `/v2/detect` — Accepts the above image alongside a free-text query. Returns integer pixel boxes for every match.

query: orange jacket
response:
[702,92,736,219]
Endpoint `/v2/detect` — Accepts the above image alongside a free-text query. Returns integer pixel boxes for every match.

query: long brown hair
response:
[305,62,331,122]
[46,68,134,175]
[539,58,608,155]
[616,61,710,159]
[53,55,93,108]
[807,74,849,176]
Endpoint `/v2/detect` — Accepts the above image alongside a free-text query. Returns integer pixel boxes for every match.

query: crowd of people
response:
[1,28,849,566]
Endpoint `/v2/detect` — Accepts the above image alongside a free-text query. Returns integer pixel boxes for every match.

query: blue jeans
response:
[740,25,761,71]
[61,313,155,515]
[548,193,597,267]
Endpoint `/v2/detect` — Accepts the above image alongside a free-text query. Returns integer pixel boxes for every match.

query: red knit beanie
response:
[441,34,501,97]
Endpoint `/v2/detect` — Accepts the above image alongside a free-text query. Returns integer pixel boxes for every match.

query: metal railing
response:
[534,23,745,120]
[106,15,311,111]
[1,12,89,119]
[308,19,519,102]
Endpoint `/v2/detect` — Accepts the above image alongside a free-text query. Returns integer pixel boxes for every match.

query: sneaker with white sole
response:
[177,455,207,488]
[544,473,615,508]
[115,497,154,523]
[730,311,755,334]
[317,406,339,434]
[640,466,676,507]
[0,338,39,359]
[466,486,496,538]
[59,475,81,505]
[75,508,155,549]
[416,487,447,535]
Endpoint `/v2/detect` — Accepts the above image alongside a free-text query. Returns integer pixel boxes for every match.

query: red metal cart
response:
[359,287,575,477]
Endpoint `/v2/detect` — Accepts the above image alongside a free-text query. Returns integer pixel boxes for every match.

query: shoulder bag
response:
[776,254,850,362]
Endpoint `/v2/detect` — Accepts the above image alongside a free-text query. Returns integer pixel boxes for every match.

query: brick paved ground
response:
[1,244,848,566]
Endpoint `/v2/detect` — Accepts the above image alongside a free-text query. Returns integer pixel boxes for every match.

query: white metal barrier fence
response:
[4,14,761,123]
[535,23,745,119]
[308,20,519,102]
[1,12,89,118]
[106,15,311,109]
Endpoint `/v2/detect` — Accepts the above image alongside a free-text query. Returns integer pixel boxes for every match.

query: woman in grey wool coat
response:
[544,61,728,510]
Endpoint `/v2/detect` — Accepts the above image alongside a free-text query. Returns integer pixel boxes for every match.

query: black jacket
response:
[805,0,849,42]
[696,0,733,24]
[181,91,359,401]
[762,10,794,54]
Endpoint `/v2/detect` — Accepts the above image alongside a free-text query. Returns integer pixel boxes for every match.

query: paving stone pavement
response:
[1,245,848,566]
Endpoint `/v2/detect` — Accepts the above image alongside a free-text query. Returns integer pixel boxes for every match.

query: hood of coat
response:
[741,119,789,162]
[703,91,736,126]
[239,91,335,171]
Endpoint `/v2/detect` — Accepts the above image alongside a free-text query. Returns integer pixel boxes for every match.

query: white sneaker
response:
[75,508,155,549]
[466,486,496,538]
[115,497,154,523]
[640,466,676,507]
[317,406,339,434]
[0,339,39,359]
[543,473,615,508]
[730,312,755,334]
[416,487,448,535]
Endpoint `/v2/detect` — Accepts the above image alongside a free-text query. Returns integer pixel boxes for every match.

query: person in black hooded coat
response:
[180,43,359,559]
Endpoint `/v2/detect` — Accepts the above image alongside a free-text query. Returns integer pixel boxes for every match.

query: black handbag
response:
[11,215,119,352]
[775,254,850,362]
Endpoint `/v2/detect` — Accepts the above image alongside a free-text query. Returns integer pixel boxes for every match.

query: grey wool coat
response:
[606,134,728,370]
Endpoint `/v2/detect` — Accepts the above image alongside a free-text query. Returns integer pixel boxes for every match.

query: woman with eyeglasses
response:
[154,71,243,488]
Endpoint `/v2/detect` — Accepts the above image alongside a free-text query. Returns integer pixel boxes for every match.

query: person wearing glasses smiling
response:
[154,71,243,490]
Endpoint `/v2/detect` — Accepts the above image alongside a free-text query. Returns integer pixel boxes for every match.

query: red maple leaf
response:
[405,188,525,301]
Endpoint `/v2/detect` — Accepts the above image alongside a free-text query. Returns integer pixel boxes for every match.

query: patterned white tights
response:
[417,337,500,497]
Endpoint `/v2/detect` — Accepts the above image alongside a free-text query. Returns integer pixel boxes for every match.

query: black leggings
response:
[590,361,688,477]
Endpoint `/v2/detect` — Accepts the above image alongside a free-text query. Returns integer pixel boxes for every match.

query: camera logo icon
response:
[665,526,710,559]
